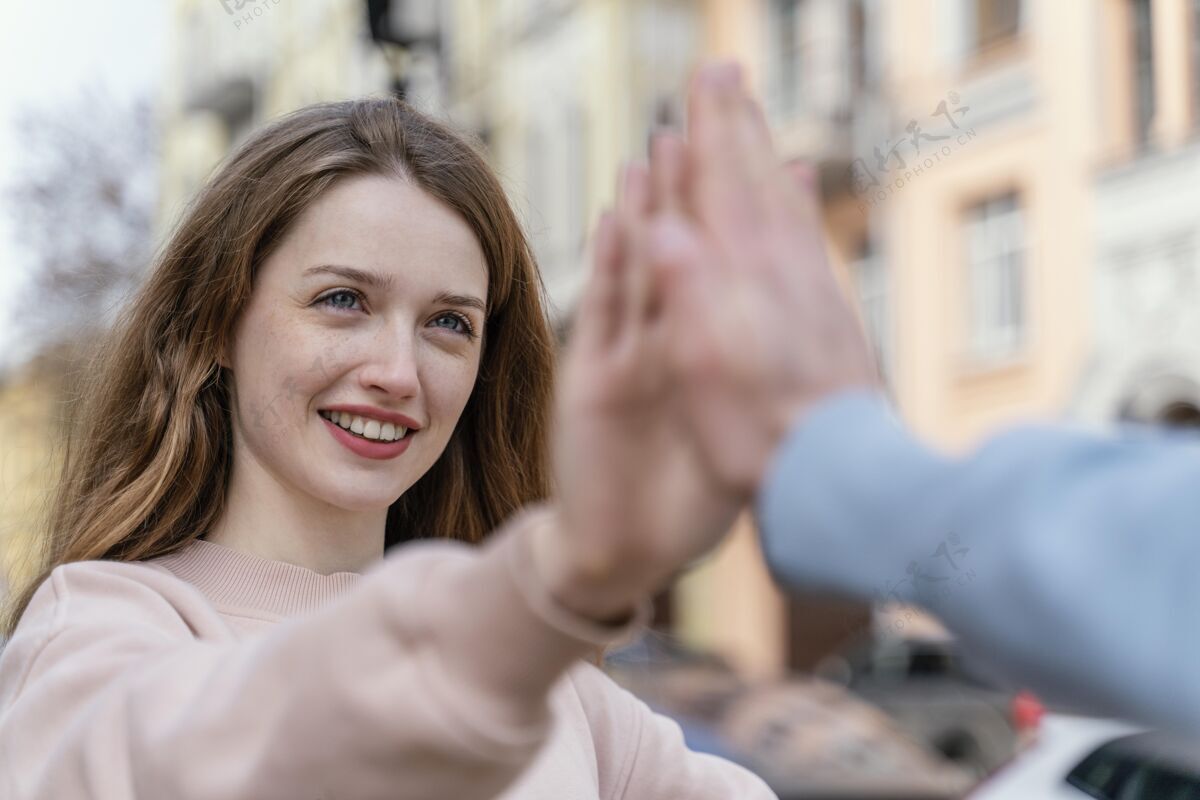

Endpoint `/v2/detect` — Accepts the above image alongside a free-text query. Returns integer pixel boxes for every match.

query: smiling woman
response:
[0,96,776,799]
[210,172,495,572]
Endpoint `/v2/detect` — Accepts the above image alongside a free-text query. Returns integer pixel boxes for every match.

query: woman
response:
[0,97,774,798]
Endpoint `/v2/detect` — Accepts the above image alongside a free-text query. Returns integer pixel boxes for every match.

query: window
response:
[852,238,890,382]
[1067,733,1200,798]
[1132,0,1156,146]
[770,0,805,118]
[964,193,1025,361]
[974,0,1021,51]
[769,0,869,119]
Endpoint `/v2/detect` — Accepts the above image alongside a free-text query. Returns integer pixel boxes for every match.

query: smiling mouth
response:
[318,409,412,443]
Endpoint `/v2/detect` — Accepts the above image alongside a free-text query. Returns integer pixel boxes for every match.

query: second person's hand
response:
[648,63,881,498]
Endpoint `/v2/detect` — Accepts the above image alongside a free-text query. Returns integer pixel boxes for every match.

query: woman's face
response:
[225,174,488,513]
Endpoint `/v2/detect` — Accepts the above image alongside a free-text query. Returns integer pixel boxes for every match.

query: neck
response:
[207,449,388,576]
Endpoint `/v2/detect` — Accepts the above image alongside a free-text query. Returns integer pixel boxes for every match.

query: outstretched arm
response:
[757,388,1200,735]
[0,509,638,800]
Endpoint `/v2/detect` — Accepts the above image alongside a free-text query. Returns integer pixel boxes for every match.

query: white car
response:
[969,713,1200,798]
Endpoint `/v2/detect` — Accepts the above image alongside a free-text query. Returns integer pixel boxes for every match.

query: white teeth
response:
[321,410,408,442]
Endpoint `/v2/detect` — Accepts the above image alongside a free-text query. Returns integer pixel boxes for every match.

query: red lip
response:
[318,404,422,431]
[319,414,414,460]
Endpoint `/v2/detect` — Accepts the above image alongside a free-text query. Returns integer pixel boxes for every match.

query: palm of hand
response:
[552,171,743,609]
[555,330,737,595]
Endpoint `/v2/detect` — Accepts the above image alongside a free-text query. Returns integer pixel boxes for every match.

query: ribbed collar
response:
[149,538,363,619]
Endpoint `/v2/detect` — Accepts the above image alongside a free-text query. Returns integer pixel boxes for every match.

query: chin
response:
[313,479,412,512]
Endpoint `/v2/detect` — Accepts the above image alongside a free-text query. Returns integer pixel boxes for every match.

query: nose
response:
[358,325,420,399]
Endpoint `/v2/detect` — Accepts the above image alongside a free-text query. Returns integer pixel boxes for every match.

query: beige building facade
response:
[1075,0,1200,427]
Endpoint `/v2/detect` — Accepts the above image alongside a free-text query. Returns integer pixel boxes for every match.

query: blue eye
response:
[431,312,477,338]
[317,289,364,312]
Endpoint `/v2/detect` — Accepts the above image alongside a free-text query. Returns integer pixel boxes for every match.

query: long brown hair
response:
[2,97,556,637]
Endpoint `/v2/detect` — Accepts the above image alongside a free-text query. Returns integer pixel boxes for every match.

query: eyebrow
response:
[303,264,394,290]
[434,292,488,316]
[304,265,487,316]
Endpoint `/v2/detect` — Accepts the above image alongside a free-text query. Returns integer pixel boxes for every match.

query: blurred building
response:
[442,0,698,314]
[159,0,397,226]
[159,0,698,315]
[1074,0,1200,429]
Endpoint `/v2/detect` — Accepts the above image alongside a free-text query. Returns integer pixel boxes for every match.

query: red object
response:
[965,691,1047,796]
[1011,690,1044,733]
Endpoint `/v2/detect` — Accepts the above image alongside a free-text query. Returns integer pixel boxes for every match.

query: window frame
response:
[962,191,1027,363]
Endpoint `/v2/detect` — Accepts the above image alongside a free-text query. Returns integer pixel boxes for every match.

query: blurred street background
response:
[3,1,1200,796]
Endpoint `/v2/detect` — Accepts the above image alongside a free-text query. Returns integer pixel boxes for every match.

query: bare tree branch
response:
[5,87,159,371]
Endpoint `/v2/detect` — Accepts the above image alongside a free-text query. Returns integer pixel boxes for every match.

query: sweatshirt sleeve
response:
[755,388,1200,735]
[0,506,642,800]
[568,663,777,799]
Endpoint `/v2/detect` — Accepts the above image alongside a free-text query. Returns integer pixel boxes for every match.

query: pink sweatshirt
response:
[0,506,776,799]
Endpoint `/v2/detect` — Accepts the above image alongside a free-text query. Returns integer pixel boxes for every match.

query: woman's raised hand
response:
[535,144,745,623]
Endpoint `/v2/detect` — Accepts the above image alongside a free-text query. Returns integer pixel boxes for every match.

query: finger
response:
[742,93,776,161]
[649,131,688,217]
[648,217,720,381]
[778,158,829,264]
[647,215,719,348]
[684,65,751,274]
[648,133,693,322]
[728,93,780,215]
[574,211,624,349]
[615,162,655,339]
[686,61,742,145]
[686,62,747,189]
[616,160,650,223]
[649,215,713,291]
[781,158,821,223]
[686,62,775,252]
[686,63,773,190]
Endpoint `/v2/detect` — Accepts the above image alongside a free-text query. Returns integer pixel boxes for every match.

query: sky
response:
[0,0,167,375]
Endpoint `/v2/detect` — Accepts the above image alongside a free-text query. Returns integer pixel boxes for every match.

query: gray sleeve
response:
[755,389,1200,734]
